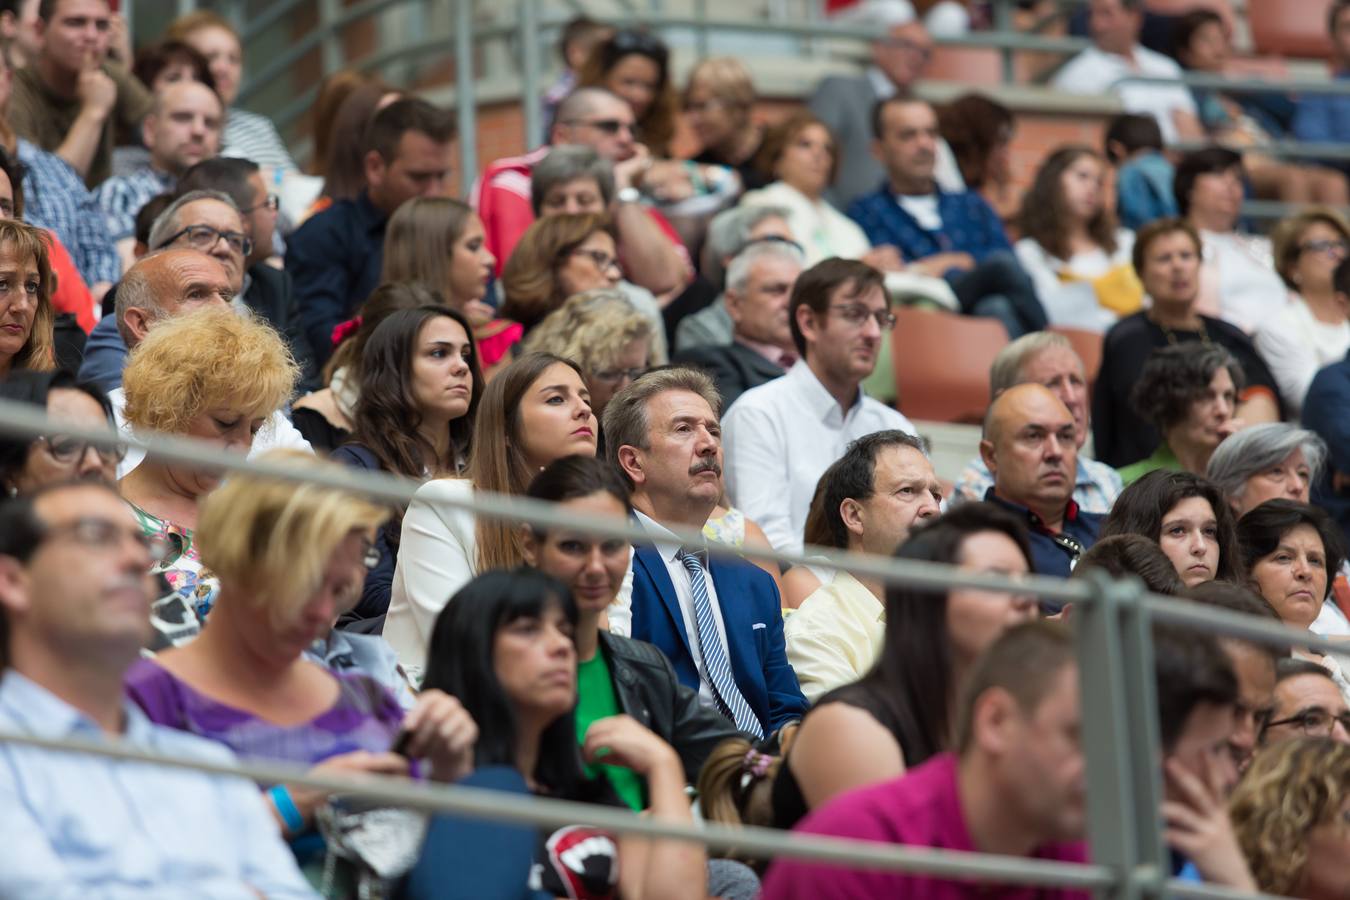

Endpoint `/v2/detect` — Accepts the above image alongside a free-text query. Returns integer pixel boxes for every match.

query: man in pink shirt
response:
[761,620,1090,900]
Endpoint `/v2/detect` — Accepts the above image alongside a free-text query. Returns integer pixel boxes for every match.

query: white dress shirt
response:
[1253,296,1350,415]
[632,510,731,709]
[1051,44,1197,143]
[108,388,313,479]
[722,360,916,554]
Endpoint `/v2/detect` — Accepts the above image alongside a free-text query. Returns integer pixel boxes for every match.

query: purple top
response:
[125,658,407,775]
[760,753,1091,900]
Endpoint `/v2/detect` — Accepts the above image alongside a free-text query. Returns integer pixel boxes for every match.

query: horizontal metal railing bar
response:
[1163,879,1288,900]
[1142,593,1350,659]
[0,398,1093,605]
[1243,199,1350,222]
[0,728,1116,886]
[1118,71,1350,96]
[1175,139,1350,162]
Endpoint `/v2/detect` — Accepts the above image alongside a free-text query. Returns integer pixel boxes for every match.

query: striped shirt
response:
[18,138,121,286]
[92,165,175,241]
[221,108,295,172]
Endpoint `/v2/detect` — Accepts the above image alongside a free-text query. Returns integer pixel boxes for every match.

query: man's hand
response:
[76,55,117,120]
[613,144,653,192]
[860,245,905,272]
[106,15,132,66]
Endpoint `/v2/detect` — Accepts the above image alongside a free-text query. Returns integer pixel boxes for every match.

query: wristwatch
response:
[616,186,642,204]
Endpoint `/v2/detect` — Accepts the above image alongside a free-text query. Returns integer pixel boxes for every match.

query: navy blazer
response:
[628,545,807,735]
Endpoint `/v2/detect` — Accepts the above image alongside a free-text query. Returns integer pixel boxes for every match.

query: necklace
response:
[1151,312,1213,348]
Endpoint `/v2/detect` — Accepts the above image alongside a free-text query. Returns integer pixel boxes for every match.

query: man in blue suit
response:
[602,367,807,737]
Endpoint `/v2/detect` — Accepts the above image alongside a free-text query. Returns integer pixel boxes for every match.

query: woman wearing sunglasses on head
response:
[0,369,120,495]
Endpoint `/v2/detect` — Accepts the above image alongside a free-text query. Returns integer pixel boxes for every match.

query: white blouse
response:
[1253,295,1350,415]
[1014,229,1136,333]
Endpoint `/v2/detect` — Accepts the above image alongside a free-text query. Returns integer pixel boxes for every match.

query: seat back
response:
[1249,0,1333,59]
[892,307,1008,424]
[1049,326,1105,394]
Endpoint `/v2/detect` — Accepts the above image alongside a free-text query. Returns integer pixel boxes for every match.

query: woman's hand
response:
[583,715,680,778]
[401,689,478,783]
[1161,756,1256,891]
[285,750,411,830]
[463,299,496,328]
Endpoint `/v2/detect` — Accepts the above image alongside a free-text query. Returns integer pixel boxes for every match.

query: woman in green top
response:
[1119,343,1244,486]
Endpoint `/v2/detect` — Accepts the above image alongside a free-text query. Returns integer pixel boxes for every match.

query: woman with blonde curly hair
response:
[0,219,56,379]
[1230,737,1350,898]
[118,306,299,647]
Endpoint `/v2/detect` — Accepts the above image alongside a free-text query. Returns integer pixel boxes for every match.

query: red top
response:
[46,232,96,334]
[760,753,1092,900]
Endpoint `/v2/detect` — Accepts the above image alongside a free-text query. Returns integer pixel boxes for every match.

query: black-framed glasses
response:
[241,193,279,215]
[828,303,897,330]
[1264,707,1350,737]
[591,366,646,386]
[37,434,127,465]
[561,118,639,137]
[163,224,253,258]
[41,517,170,564]
[570,248,622,273]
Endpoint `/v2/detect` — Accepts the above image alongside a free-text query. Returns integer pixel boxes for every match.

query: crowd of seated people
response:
[6,0,1350,896]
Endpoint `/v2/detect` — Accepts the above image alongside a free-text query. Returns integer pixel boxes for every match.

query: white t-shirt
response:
[1197,229,1287,334]
[896,193,942,231]
[1051,44,1197,143]
[1253,296,1350,414]
[1014,230,1136,333]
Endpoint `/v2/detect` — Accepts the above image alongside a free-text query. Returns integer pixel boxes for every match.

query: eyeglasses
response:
[41,516,170,564]
[608,29,668,62]
[591,366,647,386]
[745,234,805,254]
[828,303,897,330]
[1264,707,1350,737]
[1300,239,1349,257]
[163,224,253,258]
[241,193,279,215]
[37,434,127,465]
[571,248,622,273]
[561,118,639,137]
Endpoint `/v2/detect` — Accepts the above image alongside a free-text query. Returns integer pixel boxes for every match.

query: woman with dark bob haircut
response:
[1237,499,1350,700]
[1120,343,1244,486]
[420,568,706,900]
[0,368,119,495]
[765,503,1038,830]
[1101,469,1243,588]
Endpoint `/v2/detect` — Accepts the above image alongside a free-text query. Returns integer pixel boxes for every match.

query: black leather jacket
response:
[598,631,750,782]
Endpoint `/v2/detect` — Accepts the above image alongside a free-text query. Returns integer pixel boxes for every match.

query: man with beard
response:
[722,258,916,554]
[981,383,1103,582]
[604,367,807,738]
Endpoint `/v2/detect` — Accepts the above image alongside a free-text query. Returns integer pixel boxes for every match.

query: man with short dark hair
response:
[981,383,1103,582]
[723,258,916,554]
[784,430,941,700]
[605,366,807,738]
[8,0,152,187]
[674,241,804,408]
[287,97,456,367]
[1293,0,1350,165]
[847,96,1046,339]
[0,482,316,896]
[1260,657,1350,747]
[762,621,1089,899]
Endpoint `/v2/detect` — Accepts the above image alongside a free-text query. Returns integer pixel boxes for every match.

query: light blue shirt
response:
[0,670,318,899]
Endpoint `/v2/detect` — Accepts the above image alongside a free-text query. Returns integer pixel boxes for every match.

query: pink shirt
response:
[760,753,1091,900]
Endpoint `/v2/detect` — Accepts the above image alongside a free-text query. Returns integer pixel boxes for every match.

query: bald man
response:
[980,384,1105,584]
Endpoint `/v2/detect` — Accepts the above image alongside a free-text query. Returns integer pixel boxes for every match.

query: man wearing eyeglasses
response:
[0,482,317,897]
[92,79,223,270]
[980,383,1103,583]
[1261,657,1350,747]
[722,258,917,555]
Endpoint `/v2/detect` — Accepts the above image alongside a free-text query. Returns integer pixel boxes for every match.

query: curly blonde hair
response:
[121,306,299,435]
[1230,737,1350,896]
[197,449,389,630]
[521,288,653,374]
[0,220,56,374]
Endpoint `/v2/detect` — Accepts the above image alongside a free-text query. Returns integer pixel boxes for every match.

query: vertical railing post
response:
[694,0,709,61]
[520,0,543,152]
[318,0,343,81]
[992,0,1015,85]
[455,0,478,199]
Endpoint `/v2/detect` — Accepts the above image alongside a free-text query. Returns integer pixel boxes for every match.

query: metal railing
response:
[0,396,1334,899]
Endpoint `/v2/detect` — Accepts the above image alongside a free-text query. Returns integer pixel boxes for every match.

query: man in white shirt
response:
[103,247,310,476]
[784,430,941,701]
[722,258,916,554]
[1051,0,1202,144]
[0,481,316,897]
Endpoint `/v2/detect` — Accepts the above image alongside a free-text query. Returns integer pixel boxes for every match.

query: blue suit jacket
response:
[628,545,807,735]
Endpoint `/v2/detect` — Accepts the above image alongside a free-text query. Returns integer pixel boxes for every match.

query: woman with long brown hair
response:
[576,28,680,157]
[384,351,598,681]
[0,219,55,379]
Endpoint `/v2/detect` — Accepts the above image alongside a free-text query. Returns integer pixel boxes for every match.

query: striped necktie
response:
[678,549,764,738]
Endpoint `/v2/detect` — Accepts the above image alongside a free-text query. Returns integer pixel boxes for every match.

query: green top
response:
[575,649,646,811]
[1117,443,1183,487]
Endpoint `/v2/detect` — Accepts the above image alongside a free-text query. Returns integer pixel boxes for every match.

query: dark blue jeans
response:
[951,250,1048,339]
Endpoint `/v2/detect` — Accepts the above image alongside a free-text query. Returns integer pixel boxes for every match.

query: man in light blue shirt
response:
[0,481,316,899]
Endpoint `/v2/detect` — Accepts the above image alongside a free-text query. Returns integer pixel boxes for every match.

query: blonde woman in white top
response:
[1254,208,1350,415]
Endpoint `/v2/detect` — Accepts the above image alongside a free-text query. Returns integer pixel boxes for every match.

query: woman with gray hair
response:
[1206,423,1327,517]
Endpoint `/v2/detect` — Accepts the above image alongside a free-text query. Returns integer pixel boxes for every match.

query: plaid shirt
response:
[846,182,1012,271]
[952,454,1123,516]
[18,139,120,286]
[92,165,174,241]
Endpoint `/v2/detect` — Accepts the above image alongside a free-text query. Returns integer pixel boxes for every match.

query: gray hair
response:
[146,189,240,251]
[530,145,616,215]
[702,204,794,285]
[1206,423,1328,503]
[602,367,721,488]
[113,252,170,347]
[989,331,1081,396]
[725,240,805,295]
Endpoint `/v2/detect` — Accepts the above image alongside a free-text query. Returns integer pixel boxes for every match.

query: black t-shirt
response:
[1091,312,1283,468]
[529,778,624,899]
[691,147,771,193]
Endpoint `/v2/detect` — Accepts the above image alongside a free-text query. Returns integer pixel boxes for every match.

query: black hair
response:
[1153,623,1238,752]
[1173,146,1243,217]
[1236,499,1347,602]
[1185,580,1287,667]
[1130,343,1243,433]
[176,157,260,213]
[1335,256,1350,297]
[364,97,456,160]
[1100,470,1244,583]
[420,568,601,799]
[0,369,115,492]
[854,502,1034,767]
[818,430,930,550]
[870,92,923,143]
[1071,533,1186,595]
[1170,9,1225,66]
[1104,114,1163,163]
[525,455,632,537]
[0,143,26,218]
[132,39,217,94]
[1275,655,1337,686]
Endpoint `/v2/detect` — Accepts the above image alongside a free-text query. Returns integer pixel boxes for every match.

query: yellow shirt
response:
[783,571,885,703]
